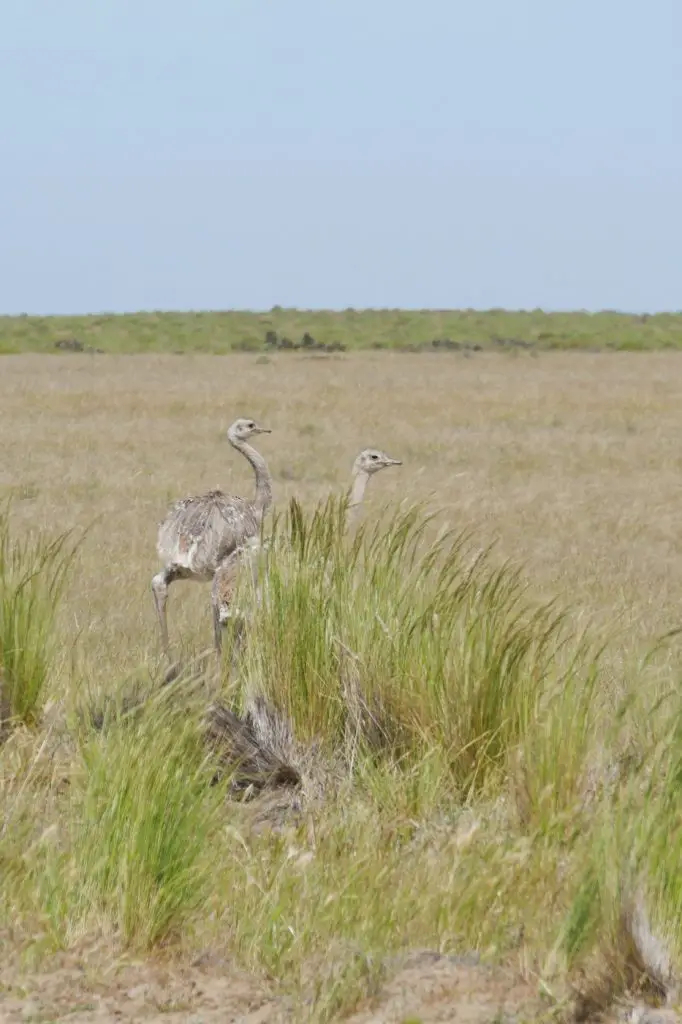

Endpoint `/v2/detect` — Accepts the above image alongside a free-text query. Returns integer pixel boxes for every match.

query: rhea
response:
[210,446,402,649]
[151,417,273,665]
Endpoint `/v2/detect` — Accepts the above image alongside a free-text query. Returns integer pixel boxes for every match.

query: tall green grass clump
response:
[0,500,75,730]
[234,496,604,819]
[33,687,225,949]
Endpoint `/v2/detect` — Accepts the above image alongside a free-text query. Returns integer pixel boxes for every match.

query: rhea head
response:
[227,417,272,444]
[352,447,402,477]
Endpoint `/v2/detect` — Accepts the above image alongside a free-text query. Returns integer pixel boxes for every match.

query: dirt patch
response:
[0,951,555,1023]
[347,951,547,1024]
[0,954,284,1023]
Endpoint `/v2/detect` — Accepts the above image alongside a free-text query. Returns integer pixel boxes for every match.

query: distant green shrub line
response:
[1,308,682,354]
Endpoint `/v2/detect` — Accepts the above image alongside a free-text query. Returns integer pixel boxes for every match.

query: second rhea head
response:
[353,448,402,475]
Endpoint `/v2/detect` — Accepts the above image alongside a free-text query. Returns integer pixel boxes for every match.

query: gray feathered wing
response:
[157,490,260,576]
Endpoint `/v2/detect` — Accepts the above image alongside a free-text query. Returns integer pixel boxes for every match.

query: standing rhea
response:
[210,446,403,639]
[151,417,273,665]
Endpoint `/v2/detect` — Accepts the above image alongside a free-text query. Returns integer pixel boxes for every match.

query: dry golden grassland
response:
[3,350,682,1022]
[3,352,681,669]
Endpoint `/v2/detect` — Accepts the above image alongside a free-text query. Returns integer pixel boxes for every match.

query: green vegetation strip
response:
[2,308,682,354]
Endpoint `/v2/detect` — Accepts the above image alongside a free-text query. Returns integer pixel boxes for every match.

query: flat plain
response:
[3,350,682,1022]
[3,351,682,668]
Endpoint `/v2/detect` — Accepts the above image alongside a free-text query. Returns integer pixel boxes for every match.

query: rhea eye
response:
[247,422,255,429]
[370,454,378,460]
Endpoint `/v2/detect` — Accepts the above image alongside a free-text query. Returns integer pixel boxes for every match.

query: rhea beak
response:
[386,457,402,466]
[255,426,272,434]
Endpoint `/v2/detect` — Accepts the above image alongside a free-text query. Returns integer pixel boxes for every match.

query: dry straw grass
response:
[3,350,682,1018]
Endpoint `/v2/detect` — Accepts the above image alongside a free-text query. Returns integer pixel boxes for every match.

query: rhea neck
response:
[349,466,370,511]
[230,435,272,516]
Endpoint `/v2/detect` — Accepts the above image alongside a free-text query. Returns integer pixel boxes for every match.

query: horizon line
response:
[1,306,680,319]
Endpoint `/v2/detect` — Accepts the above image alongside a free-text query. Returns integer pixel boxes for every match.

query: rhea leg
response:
[212,601,246,674]
[151,564,191,663]
[211,577,225,657]
[212,556,247,670]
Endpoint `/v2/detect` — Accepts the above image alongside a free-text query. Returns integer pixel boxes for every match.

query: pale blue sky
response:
[1,0,680,315]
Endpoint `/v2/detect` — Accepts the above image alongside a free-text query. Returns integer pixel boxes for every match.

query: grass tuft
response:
[28,686,226,950]
[0,500,76,732]
[234,497,603,820]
